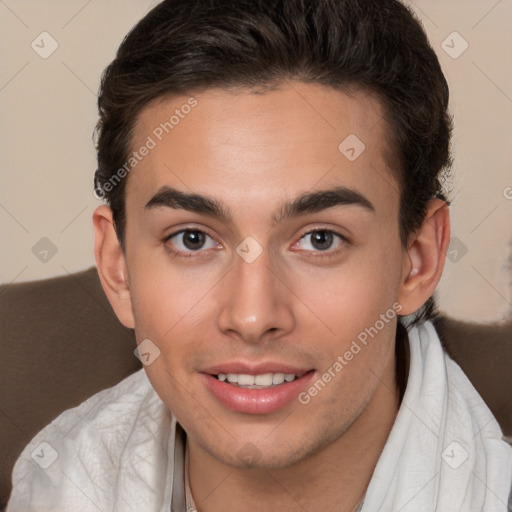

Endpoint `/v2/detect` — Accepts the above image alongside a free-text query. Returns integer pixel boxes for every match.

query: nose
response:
[217,246,295,344]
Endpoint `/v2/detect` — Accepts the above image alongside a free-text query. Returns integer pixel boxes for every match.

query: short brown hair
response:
[94,0,452,325]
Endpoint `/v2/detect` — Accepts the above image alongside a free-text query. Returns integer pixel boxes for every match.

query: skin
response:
[93,82,450,512]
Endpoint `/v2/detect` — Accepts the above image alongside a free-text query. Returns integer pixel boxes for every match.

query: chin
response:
[199,424,332,471]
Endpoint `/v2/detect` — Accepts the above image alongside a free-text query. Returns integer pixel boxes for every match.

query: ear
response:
[93,205,135,328]
[397,198,450,316]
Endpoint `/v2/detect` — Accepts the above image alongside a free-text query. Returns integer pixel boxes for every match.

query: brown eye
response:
[182,230,206,250]
[298,230,344,252]
[310,231,334,250]
[167,230,217,252]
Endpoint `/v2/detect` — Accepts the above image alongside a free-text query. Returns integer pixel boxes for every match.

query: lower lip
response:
[200,371,316,415]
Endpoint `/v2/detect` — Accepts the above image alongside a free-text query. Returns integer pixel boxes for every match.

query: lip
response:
[200,369,316,415]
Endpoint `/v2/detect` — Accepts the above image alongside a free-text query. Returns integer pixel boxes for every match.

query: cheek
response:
[126,251,228,398]
[300,245,402,336]
[295,261,400,416]
[126,263,215,414]
[127,247,219,337]
[291,239,403,397]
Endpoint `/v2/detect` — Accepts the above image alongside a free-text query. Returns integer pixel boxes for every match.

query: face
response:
[118,83,408,469]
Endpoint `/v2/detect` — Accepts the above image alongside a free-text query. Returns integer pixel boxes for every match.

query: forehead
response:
[126,82,399,215]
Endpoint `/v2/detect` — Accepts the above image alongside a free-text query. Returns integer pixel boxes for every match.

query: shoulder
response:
[8,369,173,511]
[413,321,506,439]
[29,368,164,448]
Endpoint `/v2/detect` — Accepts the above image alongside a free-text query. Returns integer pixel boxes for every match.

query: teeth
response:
[254,373,273,386]
[272,373,285,385]
[239,374,256,386]
[217,372,298,387]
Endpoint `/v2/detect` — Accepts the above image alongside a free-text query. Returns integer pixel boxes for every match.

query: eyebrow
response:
[144,185,375,224]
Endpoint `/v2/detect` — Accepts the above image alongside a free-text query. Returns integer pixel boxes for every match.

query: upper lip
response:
[201,362,314,377]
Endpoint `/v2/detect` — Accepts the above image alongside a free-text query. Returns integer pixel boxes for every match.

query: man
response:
[7,0,512,510]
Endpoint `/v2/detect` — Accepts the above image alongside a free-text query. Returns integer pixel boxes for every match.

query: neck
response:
[187,335,404,512]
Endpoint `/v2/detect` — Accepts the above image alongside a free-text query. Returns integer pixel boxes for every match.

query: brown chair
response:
[0,268,140,509]
[434,315,512,442]
[0,267,511,509]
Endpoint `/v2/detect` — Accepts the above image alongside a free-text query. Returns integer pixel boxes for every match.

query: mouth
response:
[200,368,316,415]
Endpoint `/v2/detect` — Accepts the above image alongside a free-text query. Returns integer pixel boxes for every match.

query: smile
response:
[201,370,316,414]
[216,372,299,388]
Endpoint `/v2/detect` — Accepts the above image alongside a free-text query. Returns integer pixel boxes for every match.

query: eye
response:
[166,229,218,253]
[296,230,345,252]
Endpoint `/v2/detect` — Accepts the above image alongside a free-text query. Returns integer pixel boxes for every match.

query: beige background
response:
[1,0,511,323]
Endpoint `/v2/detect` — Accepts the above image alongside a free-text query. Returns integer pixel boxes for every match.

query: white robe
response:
[7,321,512,511]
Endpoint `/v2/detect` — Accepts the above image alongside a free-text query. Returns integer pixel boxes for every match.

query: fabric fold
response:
[361,322,512,511]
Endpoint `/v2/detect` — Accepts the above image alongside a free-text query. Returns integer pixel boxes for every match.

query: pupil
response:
[183,231,205,250]
[312,231,333,251]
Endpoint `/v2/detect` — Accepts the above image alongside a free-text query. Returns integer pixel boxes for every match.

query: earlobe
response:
[397,199,450,316]
[93,205,135,328]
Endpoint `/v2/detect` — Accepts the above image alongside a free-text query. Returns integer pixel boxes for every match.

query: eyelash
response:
[294,229,348,258]
[162,228,348,259]
[163,228,219,258]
